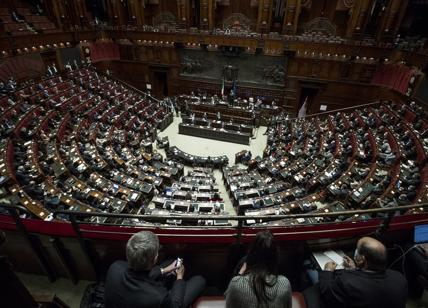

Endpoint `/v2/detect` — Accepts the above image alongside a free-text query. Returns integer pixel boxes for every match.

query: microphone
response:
[375,210,396,240]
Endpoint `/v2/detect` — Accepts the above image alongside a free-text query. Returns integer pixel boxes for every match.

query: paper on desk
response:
[312,249,345,270]
[324,250,345,265]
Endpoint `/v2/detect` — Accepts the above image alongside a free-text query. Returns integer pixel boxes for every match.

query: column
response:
[345,0,372,39]
[200,0,215,30]
[177,0,189,28]
[128,0,145,26]
[74,0,89,28]
[378,0,408,39]
[49,0,67,29]
[257,0,273,33]
[107,0,124,26]
[282,0,300,35]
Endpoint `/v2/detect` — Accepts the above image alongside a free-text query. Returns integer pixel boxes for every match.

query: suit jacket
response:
[319,268,407,308]
[105,260,185,308]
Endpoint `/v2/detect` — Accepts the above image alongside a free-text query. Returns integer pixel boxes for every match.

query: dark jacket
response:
[319,268,407,308]
[105,260,185,308]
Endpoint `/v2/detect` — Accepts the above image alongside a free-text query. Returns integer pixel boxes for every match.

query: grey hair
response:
[126,231,159,271]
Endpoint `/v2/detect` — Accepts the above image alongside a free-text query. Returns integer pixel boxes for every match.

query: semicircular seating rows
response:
[0,66,427,227]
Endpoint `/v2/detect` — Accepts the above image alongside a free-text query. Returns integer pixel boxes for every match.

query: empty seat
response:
[32,21,56,30]
[0,8,9,15]
[16,7,31,16]
[0,14,14,23]
[25,15,49,23]
[193,296,225,308]
[292,292,308,308]
[193,292,307,308]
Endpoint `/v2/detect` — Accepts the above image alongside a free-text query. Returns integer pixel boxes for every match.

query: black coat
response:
[105,260,185,308]
[319,268,407,308]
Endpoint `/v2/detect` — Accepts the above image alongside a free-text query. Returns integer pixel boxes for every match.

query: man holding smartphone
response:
[105,231,206,308]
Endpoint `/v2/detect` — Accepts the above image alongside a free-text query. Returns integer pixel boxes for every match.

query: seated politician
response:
[105,231,206,308]
[225,230,292,308]
[305,236,408,308]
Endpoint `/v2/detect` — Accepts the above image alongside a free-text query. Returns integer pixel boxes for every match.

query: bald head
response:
[355,237,387,271]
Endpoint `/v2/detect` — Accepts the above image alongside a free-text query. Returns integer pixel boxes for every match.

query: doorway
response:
[153,71,168,98]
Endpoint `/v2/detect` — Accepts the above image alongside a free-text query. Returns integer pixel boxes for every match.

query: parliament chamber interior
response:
[0,0,428,307]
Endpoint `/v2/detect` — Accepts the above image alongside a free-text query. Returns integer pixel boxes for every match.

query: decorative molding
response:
[305,17,337,36]
[301,0,312,9]
[153,11,177,27]
[223,13,252,31]
[342,0,355,9]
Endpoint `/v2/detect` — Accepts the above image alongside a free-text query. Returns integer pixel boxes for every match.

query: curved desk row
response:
[166,146,229,167]
[179,122,251,145]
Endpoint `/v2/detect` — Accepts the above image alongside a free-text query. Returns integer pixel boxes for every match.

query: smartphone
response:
[175,257,183,269]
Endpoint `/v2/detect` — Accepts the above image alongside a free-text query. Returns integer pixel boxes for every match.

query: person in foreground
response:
[105,231,206,308]
[319,236,408,308]
[225,230,292,308]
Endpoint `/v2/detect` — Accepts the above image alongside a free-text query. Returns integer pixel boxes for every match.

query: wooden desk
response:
[167,146,228,167]
[179,123,251,145]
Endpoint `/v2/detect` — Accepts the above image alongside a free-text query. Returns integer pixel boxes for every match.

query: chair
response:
[193,292,307,308]
[292,292,308,308]
[193,296,225,308]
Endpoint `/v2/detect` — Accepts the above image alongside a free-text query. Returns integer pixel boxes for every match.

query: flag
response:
[221,77,225,96]
[298,96,308,118]
[232,80,237,96]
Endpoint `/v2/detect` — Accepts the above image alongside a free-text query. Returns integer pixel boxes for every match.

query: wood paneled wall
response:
[95,39,417,117]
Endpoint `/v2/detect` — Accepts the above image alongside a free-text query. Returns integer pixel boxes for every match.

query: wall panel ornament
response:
[223,13,252,30]
[216,0,230,5]
[300,0,312,9]
[179,49,285,85]
[250,0,259,8]
[305,17,337,36]
[153,12,177,27]
[342,0,355,9]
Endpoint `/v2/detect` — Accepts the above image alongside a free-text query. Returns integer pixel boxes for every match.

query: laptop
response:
[415,224,428,244]
[414,224,428,255]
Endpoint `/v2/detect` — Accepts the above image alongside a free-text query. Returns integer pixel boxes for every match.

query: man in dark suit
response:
[105,231,205,308]
[318,237,408,308]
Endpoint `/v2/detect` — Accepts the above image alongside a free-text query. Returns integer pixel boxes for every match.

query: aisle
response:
[157,116,268,165]
[153,116,269,218]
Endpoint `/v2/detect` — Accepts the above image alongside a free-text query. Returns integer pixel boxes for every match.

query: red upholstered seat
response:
[193,292,307,308]
[193,296,225,308]
[292,292,307,308]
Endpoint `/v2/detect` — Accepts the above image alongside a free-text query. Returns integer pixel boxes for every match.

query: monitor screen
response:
[415,224,428,244]
[174,204,189,212]
[0,176,8,185]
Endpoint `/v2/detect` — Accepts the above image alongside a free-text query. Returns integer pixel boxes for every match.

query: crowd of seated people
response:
[91,20,426,52]
[394,35,426,51]
[0,2,59,36]
[0,63,181,223]
[295,30,346,44]
[176,93,278,126]
[149,167,230,226]
[223,100,427,226]
[1,59,427,228]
